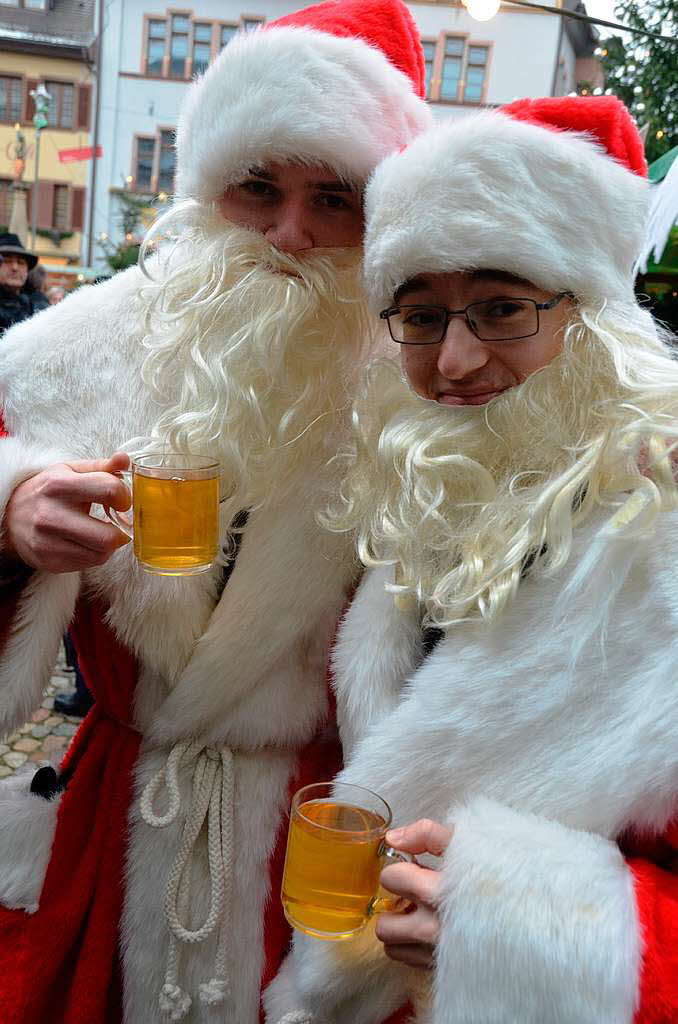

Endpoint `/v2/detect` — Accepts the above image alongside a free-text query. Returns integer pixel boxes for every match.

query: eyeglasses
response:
[379,293,570,346]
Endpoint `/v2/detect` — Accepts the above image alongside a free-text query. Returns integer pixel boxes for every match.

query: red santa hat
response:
[363,96,650,311]
[175,0,432,204]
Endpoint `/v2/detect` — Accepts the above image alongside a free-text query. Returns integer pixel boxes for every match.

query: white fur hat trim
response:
[175,26,432,202]
[363,110,649,311]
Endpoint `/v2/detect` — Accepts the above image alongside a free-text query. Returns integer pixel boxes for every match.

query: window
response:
[426,36,491,104]
[53,184,69,230]
[144,13,266,77]
[170,14,189,77]
[147,19,166,75]
[464,46,488,102]
[135,137,155,191]
[133,131,176,194]
[440,37,464,101]
[192,23,212,75]
[0,178,12,224]
[221,24,238,47]
[0,76,21,124]
[45,82,75,129]
[24,0,47,7]
[157,130,176,193]
[26,182,83,231]
[422,40,435,99]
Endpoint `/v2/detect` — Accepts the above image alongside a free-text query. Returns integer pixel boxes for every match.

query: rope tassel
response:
[140,741,236,1018]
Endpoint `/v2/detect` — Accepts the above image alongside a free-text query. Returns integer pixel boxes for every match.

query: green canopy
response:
[648,146,678,184]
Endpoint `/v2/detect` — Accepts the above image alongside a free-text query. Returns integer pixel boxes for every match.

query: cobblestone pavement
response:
[0,642,83,778]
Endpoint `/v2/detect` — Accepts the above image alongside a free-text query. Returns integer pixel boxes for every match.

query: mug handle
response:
[102,470,133,539]
[367,842,415,916]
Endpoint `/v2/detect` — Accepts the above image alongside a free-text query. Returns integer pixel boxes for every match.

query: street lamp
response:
[30,82,51,252]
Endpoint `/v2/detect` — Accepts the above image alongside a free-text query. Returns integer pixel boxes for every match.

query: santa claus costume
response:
[0,3,431,1021]
[264,99,678,1023]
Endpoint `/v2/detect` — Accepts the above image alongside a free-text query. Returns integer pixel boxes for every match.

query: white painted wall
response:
[91,0,575,265]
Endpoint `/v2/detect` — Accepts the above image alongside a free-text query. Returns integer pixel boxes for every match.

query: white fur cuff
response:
[0,763,62,913]
[433,797,640,1023]
[0,436,72,532]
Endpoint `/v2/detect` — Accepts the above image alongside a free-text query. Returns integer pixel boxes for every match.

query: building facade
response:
[92,0,599,267]
[0,0,96,282]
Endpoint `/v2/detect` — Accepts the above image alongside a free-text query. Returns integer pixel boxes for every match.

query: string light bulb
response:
[656,129,665,139]
[464,0,500,21]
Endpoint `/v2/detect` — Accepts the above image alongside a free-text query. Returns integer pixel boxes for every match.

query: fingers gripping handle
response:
[103,470,133,538]
[368,842,414,916]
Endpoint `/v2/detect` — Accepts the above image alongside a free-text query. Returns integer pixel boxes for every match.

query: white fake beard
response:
[326,318,672,625]
[128,205,373,519]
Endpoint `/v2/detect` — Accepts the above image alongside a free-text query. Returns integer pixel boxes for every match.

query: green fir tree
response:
[598,0,677,163]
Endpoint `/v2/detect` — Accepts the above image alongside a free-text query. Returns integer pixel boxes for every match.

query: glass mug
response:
[281,781,411,941]
[105,453,221,576]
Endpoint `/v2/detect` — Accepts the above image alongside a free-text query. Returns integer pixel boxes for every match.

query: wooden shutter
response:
[71,187,85,231]
[76,84,91,131]
[36,182,54,230]
[24,78,38,123]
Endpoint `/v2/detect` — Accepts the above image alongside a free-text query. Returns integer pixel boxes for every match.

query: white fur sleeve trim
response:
[0,763,62,913]
[0,568,80,737]
[0,436,82,735]
[331,565,422,758]
[0,435,72,531]
[263,924,419,1024]
[433,797,640,1024]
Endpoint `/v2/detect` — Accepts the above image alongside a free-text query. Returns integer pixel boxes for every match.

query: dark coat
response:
[0,283,49,335]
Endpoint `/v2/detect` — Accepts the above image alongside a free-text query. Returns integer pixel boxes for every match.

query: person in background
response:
[47,285,66,305]
[55,631,94,717]
[0,234,47,334]
[26,263,47,297]
[0,2,430,1021]
[266,97,678,1024]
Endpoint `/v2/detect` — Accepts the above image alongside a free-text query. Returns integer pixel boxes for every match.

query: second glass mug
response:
[105,453,221,576]
[281,781,412,941]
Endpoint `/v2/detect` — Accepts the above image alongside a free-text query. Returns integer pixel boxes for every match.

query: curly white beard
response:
[126,201,374,521]
[324,306,678,626]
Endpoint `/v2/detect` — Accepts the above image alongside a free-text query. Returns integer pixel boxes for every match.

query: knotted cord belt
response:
[140,739,235,1020]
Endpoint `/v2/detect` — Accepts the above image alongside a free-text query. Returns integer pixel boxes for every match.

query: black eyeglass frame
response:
[379,292,571,345]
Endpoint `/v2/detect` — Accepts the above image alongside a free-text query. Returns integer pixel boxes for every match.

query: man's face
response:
[0,253,29,293]
[391,271,571,406]
[218,161,364,252]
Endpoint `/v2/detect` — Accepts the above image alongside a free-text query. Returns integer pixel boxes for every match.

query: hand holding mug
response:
[375,818,453,968]
[2,453,131,574]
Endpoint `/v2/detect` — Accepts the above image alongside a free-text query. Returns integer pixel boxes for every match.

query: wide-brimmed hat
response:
[175,0,432,204]
[0,232,38,270]
[363,95,648,311]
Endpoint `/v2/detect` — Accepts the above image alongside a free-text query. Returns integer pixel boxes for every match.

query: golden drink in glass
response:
[133,473,219,573]
[282,782,407,941]
[106,453,221,576]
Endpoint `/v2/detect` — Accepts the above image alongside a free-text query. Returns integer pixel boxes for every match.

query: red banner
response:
[58,145,103,164]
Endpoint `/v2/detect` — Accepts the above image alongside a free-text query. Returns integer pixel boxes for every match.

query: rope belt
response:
[140,739,235,1021]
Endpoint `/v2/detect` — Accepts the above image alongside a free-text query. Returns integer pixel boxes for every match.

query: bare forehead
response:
[394,270,535,302]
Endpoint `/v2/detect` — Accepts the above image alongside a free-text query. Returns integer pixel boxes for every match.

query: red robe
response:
[0,587,412,1024]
